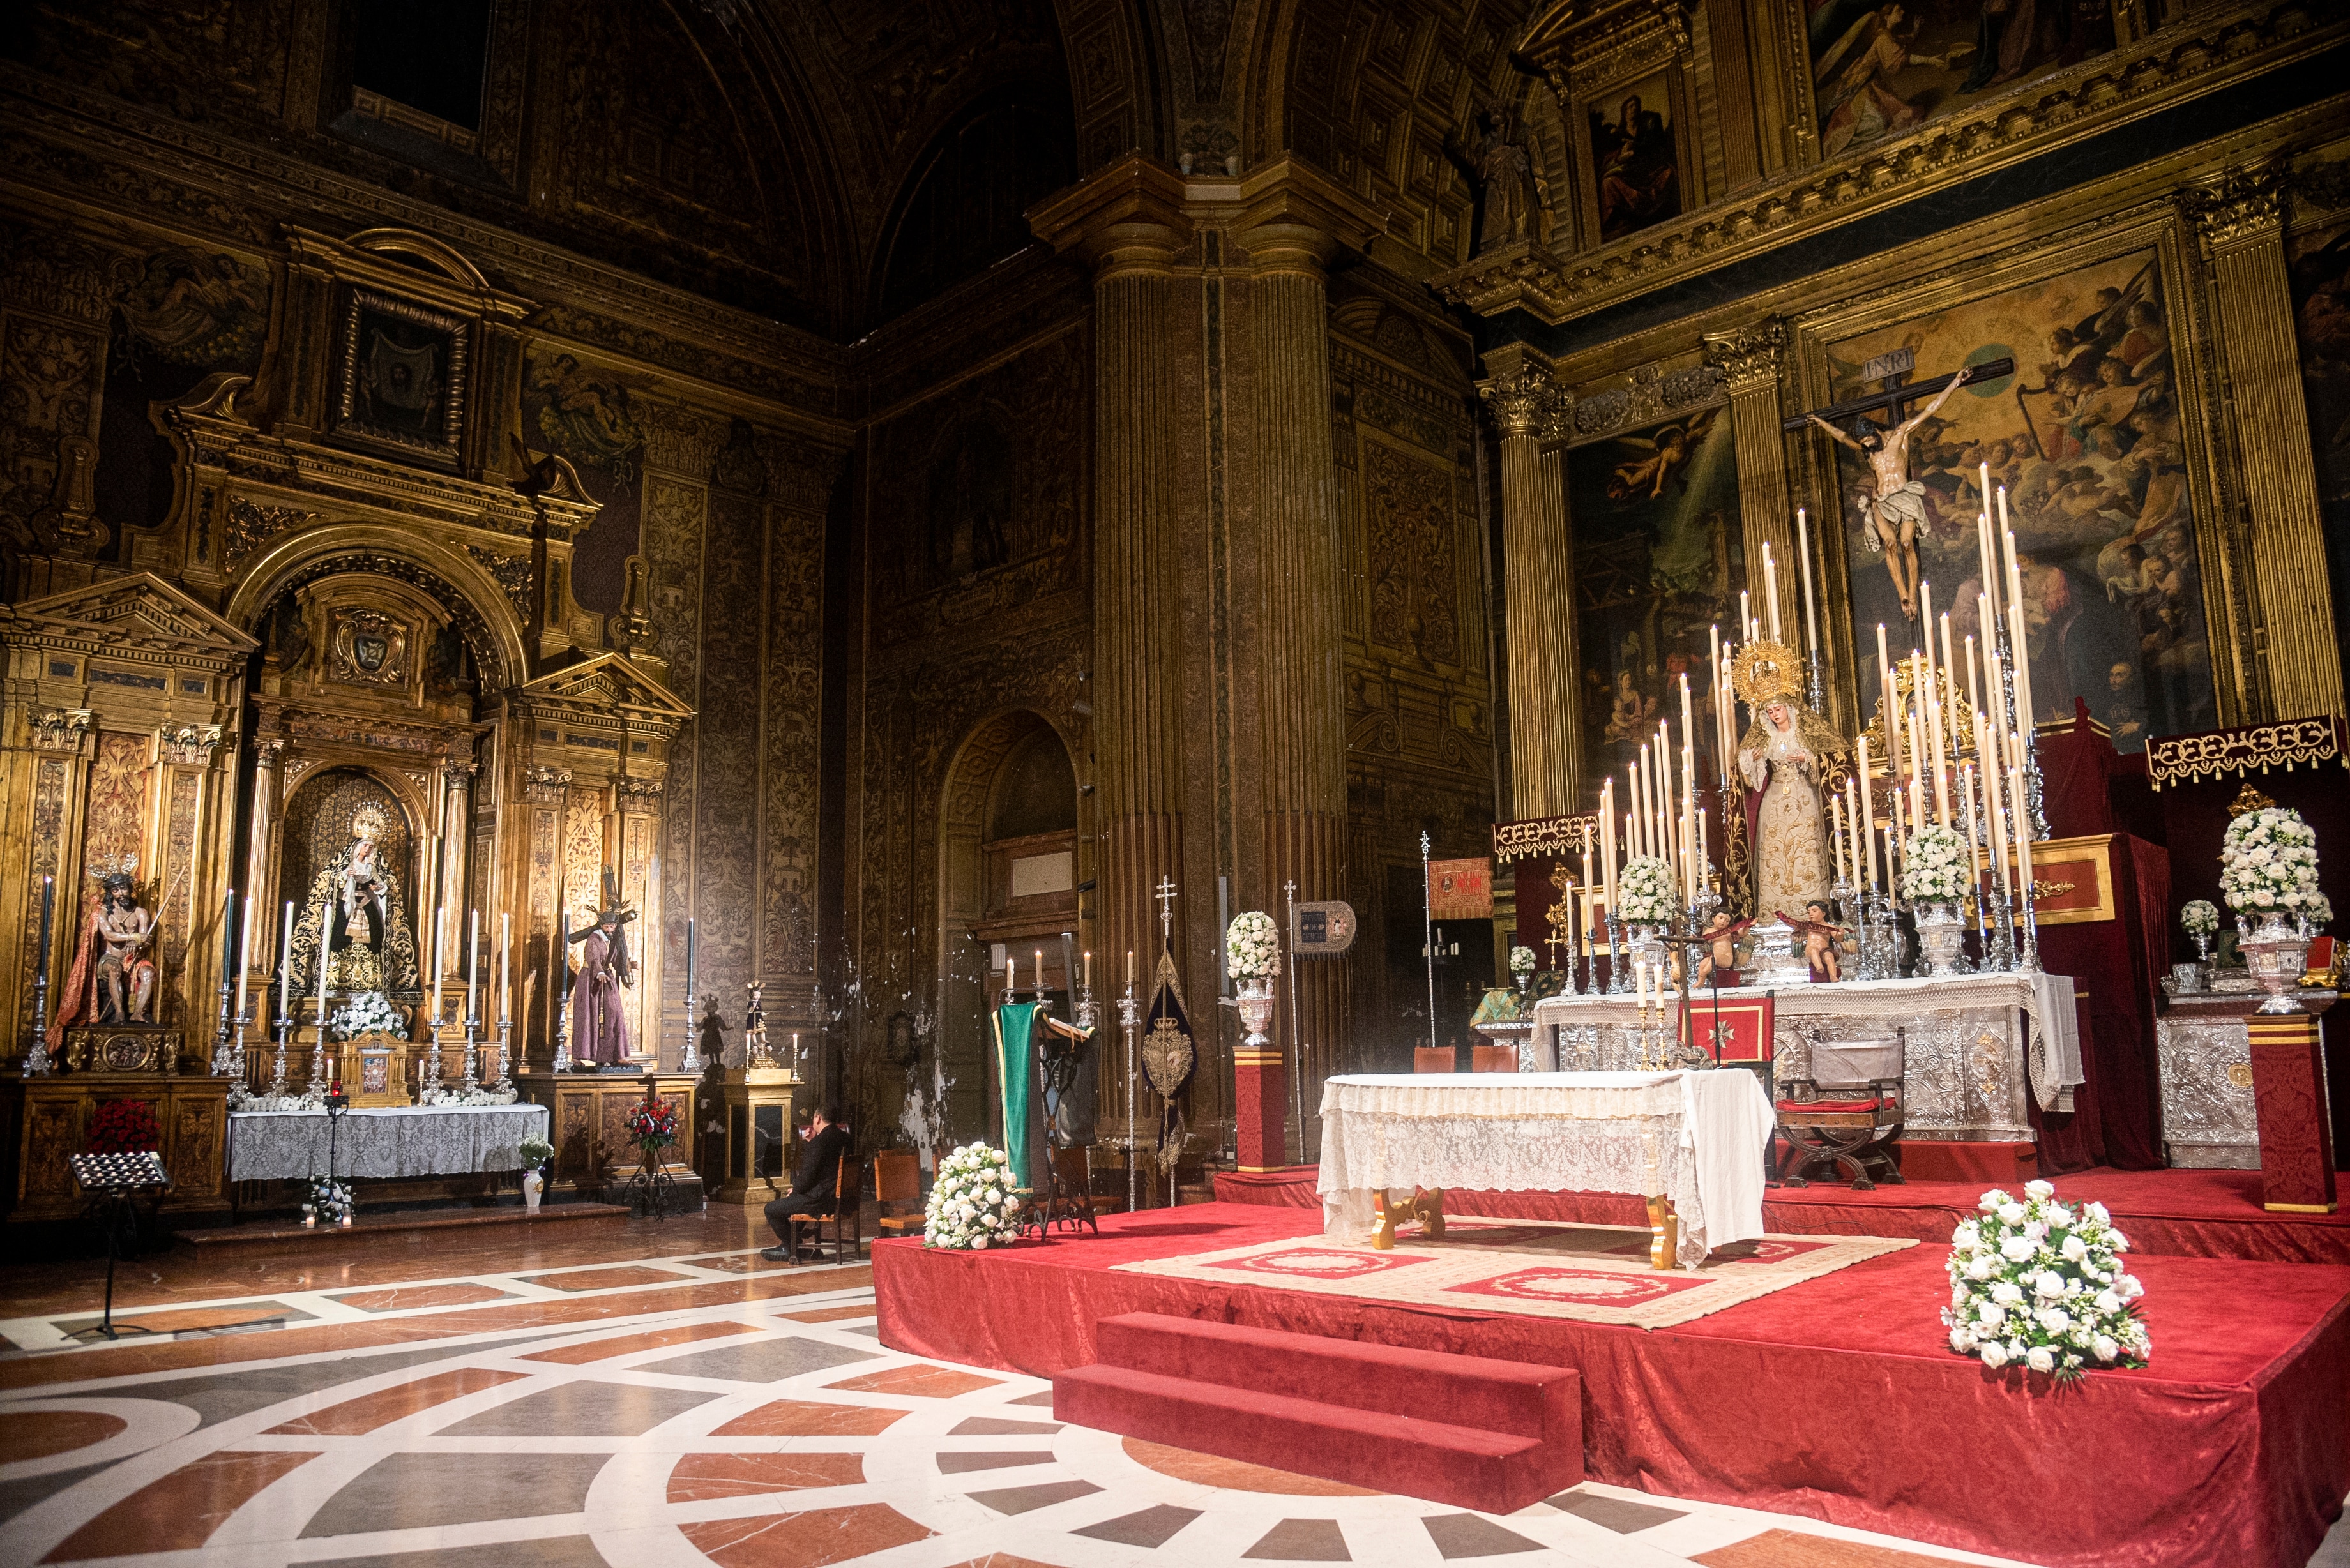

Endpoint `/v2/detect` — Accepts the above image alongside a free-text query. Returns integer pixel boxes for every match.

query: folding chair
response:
[1775,1029,1907,1191]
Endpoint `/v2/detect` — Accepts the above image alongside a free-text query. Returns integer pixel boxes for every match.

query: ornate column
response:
[241,736,283,980]
[1031,156,1194,1157]
[2184,165,2346,721]
[1230,161,1382,1168]
[1478,351,1581,817]
[1705,321,1822,711]
[434,761,476,989]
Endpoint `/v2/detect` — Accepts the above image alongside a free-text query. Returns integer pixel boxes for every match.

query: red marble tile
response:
[666,1451,866,1502]
[824,1364,1002,1399]
[775,1304,879,1323]
[0,1266,874,1391]
[0,1410,125,1464]
[264,1367,533,1435]
[522,1319,757,1364]
[517,1264,690,1292]
[941,1557,1074,1568]
[1694,1530,1972,1568]
[682,1502,934,1568]
[1121,1437,1377,1496]
[713,1399,909,1438]
[42,1450,314,1562]
[328,1283,514,1312]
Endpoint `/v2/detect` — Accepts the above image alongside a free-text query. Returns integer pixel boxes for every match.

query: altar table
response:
[1531,972,2083,1144]
[227,1103,550,1182]
[1317,1071,1775,1269]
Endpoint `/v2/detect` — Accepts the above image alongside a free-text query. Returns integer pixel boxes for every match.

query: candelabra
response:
[308,1020,330,1104]
[24,965,51,1077]
[1077,974,1097,1031]
[423,1012,443,1099]
[1856,887,1900,981]
[494,1016,514,1087]
[1117,979,1141,1213]
[271,1004,291,1095]
[2016,882,2044,974]
[1606,912,1630,995]
[677,993,702,1074]
[1830,875,1858,948]
[209,974,238,1077]
[460,1006,480,1092]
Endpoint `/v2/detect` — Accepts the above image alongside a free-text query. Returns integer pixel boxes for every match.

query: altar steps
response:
[174,1201,630,1258]
[1052,1311,1582,1512]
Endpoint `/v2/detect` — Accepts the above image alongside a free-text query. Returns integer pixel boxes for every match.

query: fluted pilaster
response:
[1480,354,1582,815]
[2184,164,2345,720]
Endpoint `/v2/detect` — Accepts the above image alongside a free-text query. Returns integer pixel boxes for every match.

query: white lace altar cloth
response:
[1532,970,2083,1136]
[227,1103,550,1181]
[1317,1071,1774,1270]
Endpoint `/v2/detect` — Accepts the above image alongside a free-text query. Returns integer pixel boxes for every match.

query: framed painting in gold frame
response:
[1785,206,2242,751]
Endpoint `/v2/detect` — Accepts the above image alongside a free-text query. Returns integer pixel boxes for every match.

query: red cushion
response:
[1776,1096,1886,1115]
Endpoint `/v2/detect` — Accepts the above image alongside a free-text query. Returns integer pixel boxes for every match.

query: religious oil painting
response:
[2289,217,2350,622]
[1807,0,2115,160]
[1587,70,1681,244]
[1569,403,1741,788]
[1823,247,2213,751]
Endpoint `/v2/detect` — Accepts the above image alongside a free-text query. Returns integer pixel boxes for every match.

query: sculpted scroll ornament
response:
[31,709,94,752]
[329,608,411,687]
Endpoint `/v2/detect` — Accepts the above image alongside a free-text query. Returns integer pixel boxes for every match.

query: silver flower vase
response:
[1915,901,1967,977]
[1236,976,1277,1048]
[2242,912,2312,1014]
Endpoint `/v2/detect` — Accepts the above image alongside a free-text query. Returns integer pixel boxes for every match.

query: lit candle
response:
[1034,949,1043,990]
[466,908,480,1022]
[1857,735,1876,888]
[1764,542,1782,641]
[1796,508,1819,657]
[278,900,294,1017]
[1084,950,1092,990]
[1600,778,1618,908]
[1007,954,1016,993]
[500,912,512,1024]
[236,894,254,1023]
[1126,949,1135,988]
[1679,672,1694,770]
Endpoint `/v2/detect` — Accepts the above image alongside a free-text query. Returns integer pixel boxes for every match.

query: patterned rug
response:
[1112,1219,1916,1329]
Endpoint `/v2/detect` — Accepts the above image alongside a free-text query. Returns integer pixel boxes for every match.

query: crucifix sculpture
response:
[1783,350,2014,629]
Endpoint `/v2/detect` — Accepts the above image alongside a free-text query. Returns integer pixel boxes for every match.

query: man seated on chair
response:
[761,1103,852,1262]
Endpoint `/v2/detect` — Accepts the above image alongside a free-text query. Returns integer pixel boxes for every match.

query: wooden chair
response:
[1414,1046,1455,1073]
[874,1150,923,1239]
[1469,1044,1517,1073]
[785,1152,865,1264]
[1776,1029,1906,1191]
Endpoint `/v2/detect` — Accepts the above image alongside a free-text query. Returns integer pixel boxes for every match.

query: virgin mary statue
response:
[1732,642,1840,924]
[293,803,423,1000]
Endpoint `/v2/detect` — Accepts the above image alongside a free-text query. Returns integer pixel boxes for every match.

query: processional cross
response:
[1781,348,2015,631]
[1155,875,1178,939]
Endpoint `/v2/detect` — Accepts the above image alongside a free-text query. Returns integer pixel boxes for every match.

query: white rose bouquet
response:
[1616,856,1678,924]
[2220,806,2321,923]
[1509,945,1537,978]
[330,991,406,1041]
[1225,911,1280,982]
[1901,824,1969,905]
[925,1142,1022,1250]
[1941,1180,2150,1381]
[2179,900,2219,937]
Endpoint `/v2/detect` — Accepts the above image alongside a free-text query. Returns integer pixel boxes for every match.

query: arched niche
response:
[280,764,428,1000]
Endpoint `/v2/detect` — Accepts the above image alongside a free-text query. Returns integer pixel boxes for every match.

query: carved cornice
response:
[1027,153,1194,278]
[2181,162,2289,252]
[1701,321,1785,393]
[1432,1,2337,328]
[1520,0,1694,99]
[1569,361,1722,441]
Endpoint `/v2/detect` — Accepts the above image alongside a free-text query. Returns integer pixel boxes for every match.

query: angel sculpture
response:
[1606,409,1718,501]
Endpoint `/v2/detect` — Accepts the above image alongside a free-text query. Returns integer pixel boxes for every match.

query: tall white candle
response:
[427,907,444,1025]
[278,900,294,1017]
[1907,698,1926,829]
[2011,762,2036,896]
[1764,542,1782,642]
[2008,599,2037,731]
[316,896,331,1015]
[466,908,480,1021]
[1831,794,1846,884]
[1962,761,1984,907]
[500,912,512,1023]
[1740,590,1754,643]
[1796,507,1819,657]
[1857,735,1876,887]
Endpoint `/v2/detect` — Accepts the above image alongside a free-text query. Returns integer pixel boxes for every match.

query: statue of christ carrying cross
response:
[1806,365,1975,623]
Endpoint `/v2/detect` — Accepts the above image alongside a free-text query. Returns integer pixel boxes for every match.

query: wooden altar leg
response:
[1646,1195,1679,1271]
[1416,1187,1444,1240]
[1372,1191,1402,1250]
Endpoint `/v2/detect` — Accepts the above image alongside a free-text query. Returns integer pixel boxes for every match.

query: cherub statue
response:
[1695,911,1752,987]
[1807,366,1975,621]
[1789,901,1847,983]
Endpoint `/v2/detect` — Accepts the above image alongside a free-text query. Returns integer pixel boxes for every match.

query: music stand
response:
[66,1152,172,1342]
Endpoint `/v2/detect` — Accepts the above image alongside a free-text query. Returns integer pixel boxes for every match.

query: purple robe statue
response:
[570,922,633,1064]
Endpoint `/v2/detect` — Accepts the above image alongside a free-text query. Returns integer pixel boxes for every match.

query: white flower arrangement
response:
[1901,824,1970,905]
[2220,806,2321,922]
[304,1173,355,1226]
[2179,900,2220,937]
[1941,1180,2150,1381]
[925,1142,1022,1249]
[1616,856,1677,925]
[330,991,406,1041]
[1509,945,1537,977]
[1225,911,1280,982]
[2310,892,2335,930]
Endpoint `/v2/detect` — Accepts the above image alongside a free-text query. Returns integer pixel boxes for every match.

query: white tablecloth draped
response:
[228,1103,550,1182]
[1316,1071,1775,1269]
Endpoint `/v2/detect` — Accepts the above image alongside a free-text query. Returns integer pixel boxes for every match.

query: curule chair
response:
[785,1151,865,1265]
[874,1149,923,1239]
[1774,1028,1907,1191]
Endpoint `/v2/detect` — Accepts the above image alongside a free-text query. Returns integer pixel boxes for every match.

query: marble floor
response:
[0,1208,2282,1568]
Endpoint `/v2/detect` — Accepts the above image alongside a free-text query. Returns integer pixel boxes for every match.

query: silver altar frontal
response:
[2157,984,2339,1169]
[228,1103,550,1182]
[1531,972,2083,1147]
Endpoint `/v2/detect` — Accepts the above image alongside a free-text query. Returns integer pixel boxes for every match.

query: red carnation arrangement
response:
[625,1100,678,1149]
[87,1099,160,1155]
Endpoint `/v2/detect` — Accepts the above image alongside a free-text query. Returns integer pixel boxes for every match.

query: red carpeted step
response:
[1054,1312,1581,1512]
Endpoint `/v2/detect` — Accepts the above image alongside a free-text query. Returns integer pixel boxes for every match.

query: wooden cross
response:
[1778,350,2015,435]
[1155,875,1178,939]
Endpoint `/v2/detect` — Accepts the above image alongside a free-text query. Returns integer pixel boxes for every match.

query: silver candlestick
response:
[460,1009,480,1092]
[1606,912,1629,994]
[271,1007,291,1094]
[677,993,702,1074]
[209,976,238,1077]
[494,1018,514,1087]
[1118,979,1141,1213]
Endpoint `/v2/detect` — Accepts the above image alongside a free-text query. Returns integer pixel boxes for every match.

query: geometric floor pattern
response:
[0,1224,2093,1567]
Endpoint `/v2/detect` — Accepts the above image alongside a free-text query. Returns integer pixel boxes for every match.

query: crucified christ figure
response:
[1807,365,1974,621]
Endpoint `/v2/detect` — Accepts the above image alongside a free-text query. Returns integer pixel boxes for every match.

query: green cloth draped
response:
[993,1003,1037,1187]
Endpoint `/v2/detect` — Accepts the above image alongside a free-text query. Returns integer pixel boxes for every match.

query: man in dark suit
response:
[761,1104,853,1261]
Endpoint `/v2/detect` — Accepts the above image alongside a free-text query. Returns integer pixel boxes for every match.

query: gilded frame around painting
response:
[1781,202,2247,741]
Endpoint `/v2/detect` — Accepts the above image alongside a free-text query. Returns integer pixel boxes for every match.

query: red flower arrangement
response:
[87,1099,160,1155]
[625,1100,678,1149]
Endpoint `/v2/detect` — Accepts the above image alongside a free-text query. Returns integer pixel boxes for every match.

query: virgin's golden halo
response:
[1731,640,1804,707]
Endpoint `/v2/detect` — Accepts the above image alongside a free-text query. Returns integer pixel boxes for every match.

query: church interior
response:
[1,1,2347,1564]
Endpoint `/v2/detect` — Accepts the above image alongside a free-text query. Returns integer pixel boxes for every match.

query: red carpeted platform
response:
[1212,1163,2350,1265]
[1056,1312,1582,1512]
[875,1202,2350,1568]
